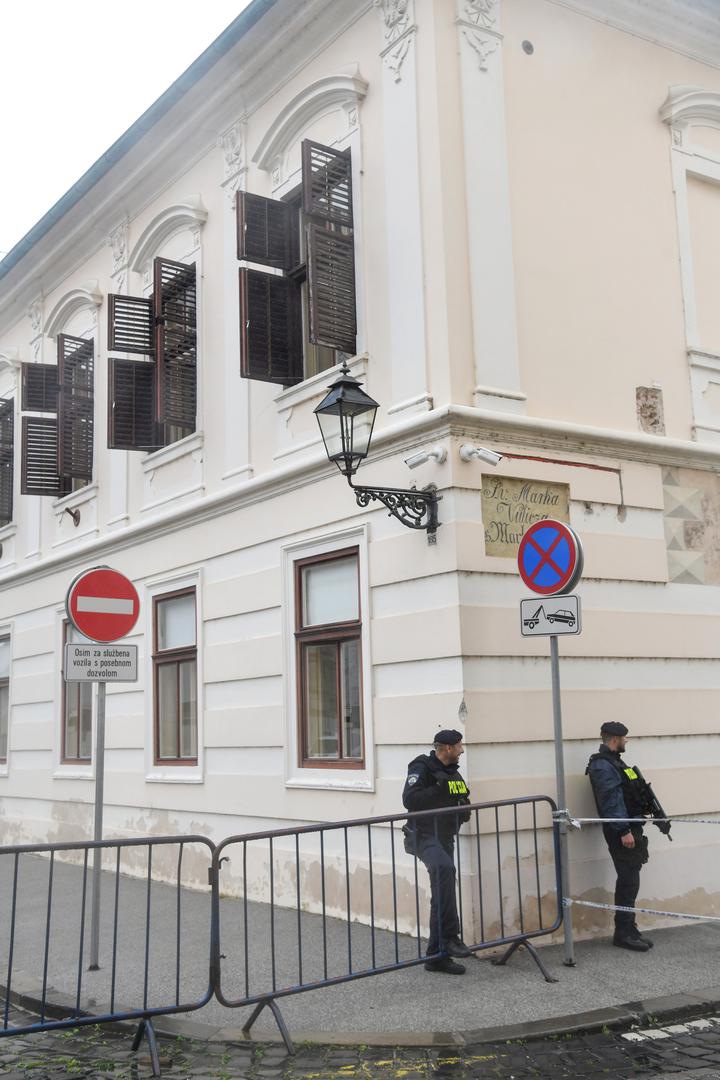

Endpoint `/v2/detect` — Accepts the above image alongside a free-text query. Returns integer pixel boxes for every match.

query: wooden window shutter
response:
[302,140,354,228]
[108,359,156,451]
[237,192,297,270]
[108,294,154,354]
[153,258,197,429]
[21,416,60,496]
[21,363,58,413]
[239,268,303,386]
[302,140,357,355]
[0,400,13,526]
[57,334,94,481]
[306,225,357,354]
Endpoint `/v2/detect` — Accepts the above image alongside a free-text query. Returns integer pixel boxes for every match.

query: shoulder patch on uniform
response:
[407,774,419,785]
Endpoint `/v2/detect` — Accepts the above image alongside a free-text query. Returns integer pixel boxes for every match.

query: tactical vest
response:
[586,751,646,818]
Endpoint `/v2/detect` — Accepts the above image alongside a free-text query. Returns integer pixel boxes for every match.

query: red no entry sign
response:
[66,566,140,643]
[517,520,584,596]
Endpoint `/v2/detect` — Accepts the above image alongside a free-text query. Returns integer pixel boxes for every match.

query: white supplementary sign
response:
[76,597,135,615]
[64,643,138,682]
[520,595,581,637]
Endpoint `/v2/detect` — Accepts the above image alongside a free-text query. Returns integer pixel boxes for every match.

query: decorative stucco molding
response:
[45,283,103,340]
[219,119,247,203]
[0,348,20,375]
[128,197,208,275]
[108,221,129,274]
[374,0,416,82]
[456,0,501,71]
[252,71,368,182]
[28,297,43,361]
[659,85,720,141]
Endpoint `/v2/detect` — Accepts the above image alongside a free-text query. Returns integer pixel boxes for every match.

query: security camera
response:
[404,445,447,469]
[459,444,503,466]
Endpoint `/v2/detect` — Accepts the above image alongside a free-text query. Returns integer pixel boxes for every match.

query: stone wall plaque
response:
[481,476,570,557]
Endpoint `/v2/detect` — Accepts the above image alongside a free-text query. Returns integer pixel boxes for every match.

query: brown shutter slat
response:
[0,400,14,526]
[153,258,197,429]
[21,363,58,412]
[57,334,94,481]
[108,294,154,354]
[306,223,357,354]
[21,416,59,496]
[302,140,354,228]
[108,358,156,451]
[237,191,298,270]
[239,268,303,386]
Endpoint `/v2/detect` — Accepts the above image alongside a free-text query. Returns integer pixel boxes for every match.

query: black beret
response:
[435,729,463,746]
[600,722,628,737]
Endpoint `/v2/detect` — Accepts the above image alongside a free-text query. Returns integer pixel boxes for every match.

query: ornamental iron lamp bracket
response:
[314,364,441,543]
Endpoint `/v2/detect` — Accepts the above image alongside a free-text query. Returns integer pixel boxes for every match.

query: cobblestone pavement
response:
[6,1003,720,1079]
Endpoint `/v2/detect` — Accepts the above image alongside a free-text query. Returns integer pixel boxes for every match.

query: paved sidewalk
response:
[4,851,720,1043]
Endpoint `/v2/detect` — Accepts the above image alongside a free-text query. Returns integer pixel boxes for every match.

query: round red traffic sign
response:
[517,520,584,596]
[66,566,140,643]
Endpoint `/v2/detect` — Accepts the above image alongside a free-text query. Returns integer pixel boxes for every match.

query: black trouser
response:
[415,833,460,956]
[605,825,648,933]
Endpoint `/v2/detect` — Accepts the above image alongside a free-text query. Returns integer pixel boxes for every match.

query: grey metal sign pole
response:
[89,681,106,971]
[550,634,575,966]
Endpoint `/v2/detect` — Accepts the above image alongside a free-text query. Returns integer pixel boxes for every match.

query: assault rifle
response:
[633,765,672,841]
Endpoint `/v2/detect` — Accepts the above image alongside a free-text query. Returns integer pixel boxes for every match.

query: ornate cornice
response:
[456,0,501,71]
[659,85,720,142]
[374,0,416,82]
[253,72,367,184]
[45,282,103,339]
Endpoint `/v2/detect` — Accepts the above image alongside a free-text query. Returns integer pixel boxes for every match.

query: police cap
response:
[434,729,463,746]
[600,721,628,737]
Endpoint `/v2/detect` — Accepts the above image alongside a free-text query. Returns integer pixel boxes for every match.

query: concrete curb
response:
[5,970,720,1049]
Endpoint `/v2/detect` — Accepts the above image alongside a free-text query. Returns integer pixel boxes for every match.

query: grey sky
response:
[0,0,251,257]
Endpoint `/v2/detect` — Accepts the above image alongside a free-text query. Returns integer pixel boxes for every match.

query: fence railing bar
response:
[514,803,524,936]
[143,846,152,1011]
[367,824,376,970]
[270,836,277,994]
[390,824,399,964]
[295,833,302,987]
[344,827,352,974]
[495,805,504,940]
[243,841,249,1002]
[3,852,19,1030]
[475,808,485,943]
[412,823,421,959]
[320,831,328,982]
[175,844,184,1007]
[75,848,89,1015]
[110,847,121,1013]
[456,817,464,941]
[39,850,55,1023]
[533,801,543,930]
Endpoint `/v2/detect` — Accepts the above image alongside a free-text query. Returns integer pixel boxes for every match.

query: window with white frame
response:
[61,622,93,763]
[0,636,8,761]
[153,588,198,763]
[294,547,363,768]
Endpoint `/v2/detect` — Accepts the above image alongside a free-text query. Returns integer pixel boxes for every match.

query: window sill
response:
[274,354,368,414]
[0,763,8,778]
[0,523,17,543]
[286,773,374,792]
[53,765,94,780]
[146,768,203,784]
[52,482,98,513]
[142,431,204,473]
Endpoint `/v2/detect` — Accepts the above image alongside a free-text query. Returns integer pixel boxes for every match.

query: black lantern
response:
[314,364,439,540]
[314,366,378,477]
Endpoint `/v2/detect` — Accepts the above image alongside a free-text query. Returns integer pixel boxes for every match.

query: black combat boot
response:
[424,957,466,974]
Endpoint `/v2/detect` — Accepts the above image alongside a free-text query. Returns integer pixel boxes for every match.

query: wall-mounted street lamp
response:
[314,364,440,541]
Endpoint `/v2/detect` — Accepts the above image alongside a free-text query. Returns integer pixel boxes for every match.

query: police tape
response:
[553,810,720,829]
[563,897,720,923]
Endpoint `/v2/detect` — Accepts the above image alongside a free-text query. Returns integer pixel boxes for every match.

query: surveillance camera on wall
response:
[459,445,503,466]
[404,445,447,469]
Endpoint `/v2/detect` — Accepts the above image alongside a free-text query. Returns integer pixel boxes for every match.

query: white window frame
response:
[0,622,12,777]
[282,525,374,792]
[53,605,95,779]
[144,569,204,784]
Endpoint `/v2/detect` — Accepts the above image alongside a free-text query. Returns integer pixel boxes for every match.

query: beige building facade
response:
[0,0,719,937]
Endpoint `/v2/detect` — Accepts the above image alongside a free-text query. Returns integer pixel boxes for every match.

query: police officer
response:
[402,729,472,974]
[586,721,653,952]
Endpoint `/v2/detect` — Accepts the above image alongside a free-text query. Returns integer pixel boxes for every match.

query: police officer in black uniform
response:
[586,721,653,952]
[402,729,472,974]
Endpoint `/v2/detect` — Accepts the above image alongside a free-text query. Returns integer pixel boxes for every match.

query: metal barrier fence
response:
[0,796,562,1074]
